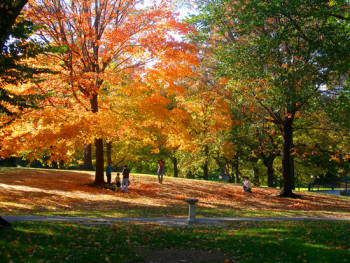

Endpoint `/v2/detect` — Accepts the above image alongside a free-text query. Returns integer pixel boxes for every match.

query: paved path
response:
[4,215,350,227]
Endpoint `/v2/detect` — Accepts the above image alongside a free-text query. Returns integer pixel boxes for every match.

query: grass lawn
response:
[0,167,350,218]
[1,220,350,263]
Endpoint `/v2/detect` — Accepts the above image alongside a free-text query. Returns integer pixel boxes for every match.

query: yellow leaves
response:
[330,155,340,163]
[223,142,235,160]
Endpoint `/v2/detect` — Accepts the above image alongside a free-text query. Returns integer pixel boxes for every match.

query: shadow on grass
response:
[1,221,350,263]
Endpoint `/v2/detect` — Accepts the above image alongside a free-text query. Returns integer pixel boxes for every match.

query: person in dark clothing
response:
[106,162,113,184]
[121,165,130,192]
[157,160,165,184]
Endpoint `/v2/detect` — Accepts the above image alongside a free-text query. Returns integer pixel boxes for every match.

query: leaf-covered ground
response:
[0,167,349,218]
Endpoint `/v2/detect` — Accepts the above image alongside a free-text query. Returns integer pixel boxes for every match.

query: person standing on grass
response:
[157,160,165,184]
[243,177,252,193]
[106,162,113,184]
[121,165,130,193]
[115,172,121,192]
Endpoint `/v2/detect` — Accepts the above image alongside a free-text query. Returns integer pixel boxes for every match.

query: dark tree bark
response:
[0,0,28,50]
[83,144,93,170]
[106,141,112,165]
[91,94,104,185]
[51,161,58,169]
[263,155,277,187]
[234,154,240,183]
[203,146,209,180]
[172,156,178,177]
[94,138,104,185]
[279,120,297,197]
[203,162,208,180]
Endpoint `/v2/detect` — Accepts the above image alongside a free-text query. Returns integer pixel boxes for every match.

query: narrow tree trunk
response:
[234,155,240,183]
[51,161,58,169]
[172,156,178,177]
[279,121,296,197]
[203,146,209,180]
[84,144,93,170]
[106,141,112,165]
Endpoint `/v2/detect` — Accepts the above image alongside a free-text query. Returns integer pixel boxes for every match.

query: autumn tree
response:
[24,0,195,185]
[191,0,350,197]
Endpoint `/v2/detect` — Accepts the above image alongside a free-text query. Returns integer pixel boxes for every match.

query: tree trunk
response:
[0,0,28,50]
[172,156,178,177]
[51,161,58,169]
[264,156,276,187]
[279,121,296,197]
[83,144,93,170]
[94,138,104,185]
[106,141,112,165]
[203,162,208,180]
[91,94,104,185]
[234,155,240,183]
[203,146,209,180]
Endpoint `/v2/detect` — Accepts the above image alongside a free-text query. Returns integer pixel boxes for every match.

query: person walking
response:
[106,162,113,184]
[121,165,130,193]
[157,160,165,184]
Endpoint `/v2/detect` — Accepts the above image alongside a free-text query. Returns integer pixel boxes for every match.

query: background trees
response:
[190,0,350,196]
[0,0,348,196]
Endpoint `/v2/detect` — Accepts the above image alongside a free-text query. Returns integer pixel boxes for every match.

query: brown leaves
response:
[0,168,349,217]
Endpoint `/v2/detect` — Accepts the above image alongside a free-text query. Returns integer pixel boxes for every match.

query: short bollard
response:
[184,199,199,224]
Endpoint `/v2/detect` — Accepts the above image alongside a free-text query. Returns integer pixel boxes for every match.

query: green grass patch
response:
[1,220,350,262]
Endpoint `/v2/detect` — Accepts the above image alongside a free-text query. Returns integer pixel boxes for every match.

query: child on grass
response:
[243,177,252,193]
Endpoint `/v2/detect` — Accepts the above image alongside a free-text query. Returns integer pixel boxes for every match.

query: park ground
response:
[1,167,350,262]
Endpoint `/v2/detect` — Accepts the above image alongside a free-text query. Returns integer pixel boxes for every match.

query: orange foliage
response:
[0,0,198,162]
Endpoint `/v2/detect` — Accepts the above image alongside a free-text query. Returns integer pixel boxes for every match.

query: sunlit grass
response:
[1,221,350,263]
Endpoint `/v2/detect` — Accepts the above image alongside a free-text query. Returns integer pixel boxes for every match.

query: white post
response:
[185,199,199,224]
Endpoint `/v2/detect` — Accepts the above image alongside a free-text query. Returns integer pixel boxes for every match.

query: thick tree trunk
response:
[279,121,296,197]
[172,156,178,177]
[94,138,104,185]
[106,141,112,165]
[264,156,276,187]
[91,94,104,185]
[83,144,93,170]
[0,0,28,50]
